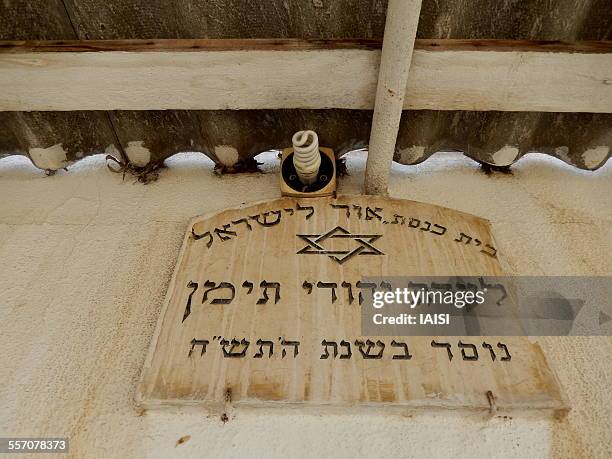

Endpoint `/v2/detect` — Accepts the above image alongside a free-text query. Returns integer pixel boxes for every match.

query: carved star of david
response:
[296,226,384,264]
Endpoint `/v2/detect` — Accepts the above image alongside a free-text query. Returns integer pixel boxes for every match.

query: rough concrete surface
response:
[0,151,610,458]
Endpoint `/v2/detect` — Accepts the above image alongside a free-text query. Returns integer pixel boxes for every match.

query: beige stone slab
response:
[138,196,566,414]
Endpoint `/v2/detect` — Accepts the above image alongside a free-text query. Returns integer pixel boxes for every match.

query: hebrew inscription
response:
[139,196,564,413]
[191,200,497,260]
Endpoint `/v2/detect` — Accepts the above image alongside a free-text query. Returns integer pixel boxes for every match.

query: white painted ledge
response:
[0,42,610,112]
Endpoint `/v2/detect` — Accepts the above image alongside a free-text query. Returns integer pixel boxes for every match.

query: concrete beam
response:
[364,0,423,195]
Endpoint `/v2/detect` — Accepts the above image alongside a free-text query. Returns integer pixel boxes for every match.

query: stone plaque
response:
[138,196,565,413]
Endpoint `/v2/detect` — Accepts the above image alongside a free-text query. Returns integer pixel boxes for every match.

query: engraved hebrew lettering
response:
[192,229,213,248]
[431,224,447,236]
[220,338,250,358]
[242,280,254,294]
[320,339,338,359]
[356,281,377,305]
[182,281,199,323]
[331,204,350,218]
[497,342,511,361]
[317,282,338,303]
[481,244,498,258]
[214,224,237,241]
[188,338,210,357]
[455,232,472,244]
[280,339,300,358]
[390,340,412,360]
[257,281,281,304]
[365,206,383,221]
[341,281,355,304]
[458,341,479,361]
[431,340,454,361]
[202,281,235,305]
[254,339,274,358]
[302,280,313,295]
[420,221,432,231]
[408,217,420,228]
[231,218,253,231]
[251,210,282,227]
[296,203,314,219]
[482,342,496,361]
[354,339,385,359]
[339,340,352,359]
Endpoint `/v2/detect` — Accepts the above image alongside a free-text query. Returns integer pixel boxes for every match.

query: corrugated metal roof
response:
[0,0,610,173]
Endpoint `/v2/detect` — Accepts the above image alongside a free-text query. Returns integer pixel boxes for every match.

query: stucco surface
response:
[0,151,610,458]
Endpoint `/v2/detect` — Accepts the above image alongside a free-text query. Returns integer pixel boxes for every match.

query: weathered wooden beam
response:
[0,39,610,113]
[2,39,610,53]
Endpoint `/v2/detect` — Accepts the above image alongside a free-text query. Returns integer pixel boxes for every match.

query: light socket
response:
[280,146,336,198]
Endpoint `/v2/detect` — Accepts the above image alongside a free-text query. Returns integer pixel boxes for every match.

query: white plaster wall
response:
[0,152,610,458]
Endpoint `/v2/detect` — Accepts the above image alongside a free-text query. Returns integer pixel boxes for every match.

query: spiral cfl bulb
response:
[292,130,321,185]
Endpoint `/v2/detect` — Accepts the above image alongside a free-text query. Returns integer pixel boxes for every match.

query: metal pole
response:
[364,0,422,195]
